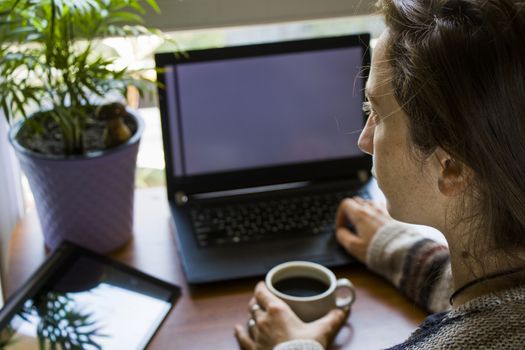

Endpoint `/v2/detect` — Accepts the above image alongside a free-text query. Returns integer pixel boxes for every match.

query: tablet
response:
[0,241,181,349]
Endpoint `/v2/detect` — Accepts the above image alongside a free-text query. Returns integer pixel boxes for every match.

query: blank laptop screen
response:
[164,46,365,177]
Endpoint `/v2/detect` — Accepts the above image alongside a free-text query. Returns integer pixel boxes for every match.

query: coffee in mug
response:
[273,276,330,297]
[266,261,356,322]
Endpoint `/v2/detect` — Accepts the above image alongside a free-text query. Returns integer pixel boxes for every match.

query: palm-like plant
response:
[0,0,162,154]
[23,291,104,350]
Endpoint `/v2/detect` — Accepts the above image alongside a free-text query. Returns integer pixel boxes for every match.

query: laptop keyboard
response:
[190,189,369,247]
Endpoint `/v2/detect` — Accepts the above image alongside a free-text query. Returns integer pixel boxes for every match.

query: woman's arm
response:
[336,198,452,313]
[235,198,453,350]
[367,221,452,313]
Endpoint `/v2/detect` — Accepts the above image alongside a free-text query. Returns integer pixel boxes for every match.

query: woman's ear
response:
[434,148,471,197]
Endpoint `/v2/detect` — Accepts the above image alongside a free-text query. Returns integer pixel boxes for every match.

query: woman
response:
[235,0,525,349]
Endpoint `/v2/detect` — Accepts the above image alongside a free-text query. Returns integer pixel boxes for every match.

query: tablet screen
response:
[0,243,180,350]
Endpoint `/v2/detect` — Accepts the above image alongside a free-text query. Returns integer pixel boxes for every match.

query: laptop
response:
[155,33,372,283]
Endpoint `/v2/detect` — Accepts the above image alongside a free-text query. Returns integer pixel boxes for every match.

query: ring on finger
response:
[247,318,256,338]
[250,303,262,319]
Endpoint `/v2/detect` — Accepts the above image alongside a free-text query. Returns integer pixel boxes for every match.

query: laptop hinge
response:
[175,182,313,206]
[175,191,189,205]
[173,175,370,206]
[357,170,369,183]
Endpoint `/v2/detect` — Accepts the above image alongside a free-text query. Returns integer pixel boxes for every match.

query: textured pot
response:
[8,111,144,253]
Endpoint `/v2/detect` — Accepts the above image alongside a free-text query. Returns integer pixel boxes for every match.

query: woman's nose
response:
[358,117,374,155]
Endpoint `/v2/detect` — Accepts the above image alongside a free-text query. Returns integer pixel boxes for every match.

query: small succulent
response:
[96,102,132,148]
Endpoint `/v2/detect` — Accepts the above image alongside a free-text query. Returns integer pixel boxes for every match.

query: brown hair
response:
[377,0,525,251]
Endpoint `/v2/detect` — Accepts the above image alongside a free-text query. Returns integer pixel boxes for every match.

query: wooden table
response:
[6,187,426,349]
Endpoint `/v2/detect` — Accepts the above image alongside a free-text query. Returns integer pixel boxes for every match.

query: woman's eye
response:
[362,101,379,123]
[362,101,372,116]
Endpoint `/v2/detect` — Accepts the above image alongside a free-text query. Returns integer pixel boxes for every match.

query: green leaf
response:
[9,26,35,35]
[128,2,146,15]
[106,11,144,25]
[144,0,160,14]
[1,100,11,123]
[0,0,176,155]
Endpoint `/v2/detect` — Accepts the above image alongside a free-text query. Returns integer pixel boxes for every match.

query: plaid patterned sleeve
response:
[366,222,453,313]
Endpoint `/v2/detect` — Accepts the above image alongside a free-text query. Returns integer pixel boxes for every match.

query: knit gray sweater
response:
[274,222,525,349]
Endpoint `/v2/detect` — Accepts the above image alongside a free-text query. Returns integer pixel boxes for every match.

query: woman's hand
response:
[335,197,393,263]
[234,282,348,350]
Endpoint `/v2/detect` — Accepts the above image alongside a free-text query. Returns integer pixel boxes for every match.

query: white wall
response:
[145,0,377,31]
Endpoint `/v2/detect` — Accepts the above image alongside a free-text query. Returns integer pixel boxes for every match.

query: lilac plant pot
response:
[9,111,144,253]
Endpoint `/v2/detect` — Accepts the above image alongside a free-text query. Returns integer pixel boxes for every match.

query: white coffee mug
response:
[265,261,356,322]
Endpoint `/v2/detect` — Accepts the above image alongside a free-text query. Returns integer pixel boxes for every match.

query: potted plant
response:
[0,0,165,253]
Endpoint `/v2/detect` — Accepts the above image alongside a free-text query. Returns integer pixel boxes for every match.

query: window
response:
[8,14,385,199]
[101,15,385,187]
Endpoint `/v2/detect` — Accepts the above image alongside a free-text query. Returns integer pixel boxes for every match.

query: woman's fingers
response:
[336,226,367,263]
[353,196,366,204]
[236,282,351,349]
[235,324,255,350]
[248,301,265,320]
[254,281,286,311]
[336,198,375,228]
[335,197,391,263]
[336,226,361,250]
[335,199,360,231]
[313,308,348,344]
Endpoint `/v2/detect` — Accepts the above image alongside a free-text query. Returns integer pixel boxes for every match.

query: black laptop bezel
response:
[155,33,372,196]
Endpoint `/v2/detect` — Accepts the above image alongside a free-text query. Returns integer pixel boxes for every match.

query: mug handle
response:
[335,278,356,310]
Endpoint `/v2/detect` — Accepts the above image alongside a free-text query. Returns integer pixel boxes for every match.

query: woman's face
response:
[358,32,443,226]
